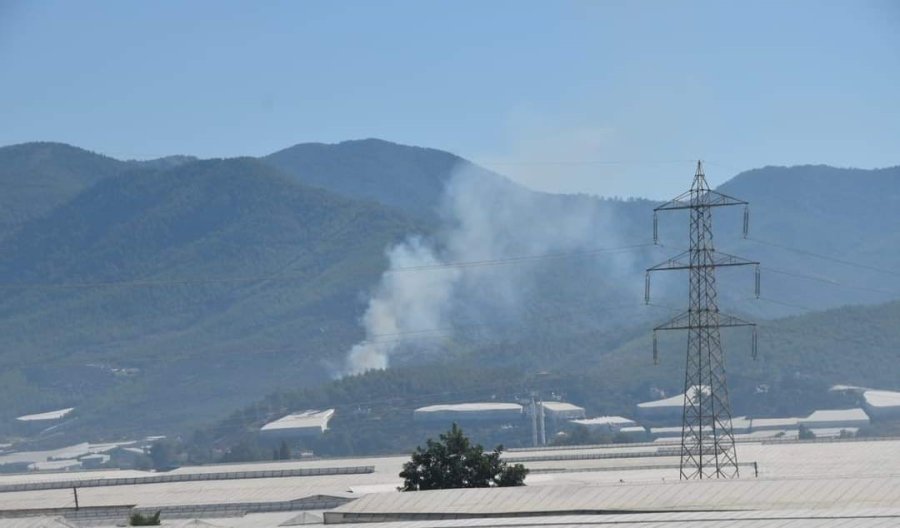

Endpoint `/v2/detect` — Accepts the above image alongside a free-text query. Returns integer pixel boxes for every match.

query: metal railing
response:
[0,465,374,493]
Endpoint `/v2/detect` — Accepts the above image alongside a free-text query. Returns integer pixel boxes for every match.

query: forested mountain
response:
[263,139,510,221]
[0,143,199,238]
[0,139,897,443]
[0,143,125,238]
[0,156,417,435]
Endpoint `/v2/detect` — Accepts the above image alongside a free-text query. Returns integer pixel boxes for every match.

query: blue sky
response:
[1,0,898,198]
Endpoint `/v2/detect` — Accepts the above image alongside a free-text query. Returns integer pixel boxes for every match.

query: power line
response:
[477,159,696,166]
[0,243,657,290]
[762,266,900,298]
[747,237,900,278]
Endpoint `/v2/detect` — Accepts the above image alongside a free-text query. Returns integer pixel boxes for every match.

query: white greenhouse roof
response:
[325,474,900,522]
[732,416,752,430]
[15,408,74,422]
[801,408,869,425]
[571,416,636,427]
[638,386,710,409]
[752,417,800,429]
[260,409,334,432]
[415,403,522,413]
[540,402,584,412]
[2,437,900,525]
[618,426,647,434]
[863,390,900,409]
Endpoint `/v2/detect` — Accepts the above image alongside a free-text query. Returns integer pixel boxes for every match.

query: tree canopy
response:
[399,423,528,491]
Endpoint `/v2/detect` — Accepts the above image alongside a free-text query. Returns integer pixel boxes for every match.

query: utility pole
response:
[530,396,539,447]
[538,399,546,446]
[645,161,759,480]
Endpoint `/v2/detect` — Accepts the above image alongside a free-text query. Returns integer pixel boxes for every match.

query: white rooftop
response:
[414,403,522,413]
[863,390,900,408]
[618,426,647,434]
[0,438,899,524]
[539,402,583,412]
[571,416,636,426]
[638,386,710,409]
[752,417,800,429]
[326,474,900,523]
[15,408,74,422]
[801,408,869,424]
[260,409,334,432]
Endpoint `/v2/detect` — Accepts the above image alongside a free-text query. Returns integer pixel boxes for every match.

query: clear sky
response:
[1,0,898,199]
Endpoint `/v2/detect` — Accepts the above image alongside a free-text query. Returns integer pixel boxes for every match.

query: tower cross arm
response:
[647,250,758,273]
[654,311,755,332]
[654,189,748,212]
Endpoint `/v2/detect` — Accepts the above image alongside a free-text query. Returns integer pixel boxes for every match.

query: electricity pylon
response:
[645,161,759,480]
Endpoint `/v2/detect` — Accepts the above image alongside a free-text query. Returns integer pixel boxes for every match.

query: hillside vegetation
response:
[0,139,897,443]
[200,299,900,458]
[0,156,417,435]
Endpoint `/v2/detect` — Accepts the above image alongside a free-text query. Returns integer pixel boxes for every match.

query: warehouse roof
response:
[260,409,334,432]
[2,438,900,524]
[414,403,522,413]
[618,426,646,434]
[3,510,900,527]
[325,475,900,522]
[539,402,583,412]
[752,417,800,429]
[637,386,709,409]
[863,390,900,409]
[801,408,869,424]
[15,408,74,422]
[570,416,635,427]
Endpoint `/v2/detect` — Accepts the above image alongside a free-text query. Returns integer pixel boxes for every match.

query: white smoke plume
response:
[343,163,641,376]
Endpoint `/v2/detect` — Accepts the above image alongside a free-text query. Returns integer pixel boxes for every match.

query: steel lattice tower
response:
[645,161,760,480]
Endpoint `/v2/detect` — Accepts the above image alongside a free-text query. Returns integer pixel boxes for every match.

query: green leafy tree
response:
[399,423,527,491]
[798,424,816,440]
[129,511,161,526]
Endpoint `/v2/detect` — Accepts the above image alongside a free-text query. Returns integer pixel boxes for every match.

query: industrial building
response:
[569,416,637,433]
[863,389,900,419]
[830,385,900,420]
[1,437,899,526]
[15,408,74,423]
[412,403,522,423]
[635,386,709,421]
[750,416,800,431]
[799,408,870,430]
[537,402,585,421]
[259,410,334,441]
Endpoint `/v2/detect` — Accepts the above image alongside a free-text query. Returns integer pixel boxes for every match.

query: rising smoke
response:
[343,163,642,376]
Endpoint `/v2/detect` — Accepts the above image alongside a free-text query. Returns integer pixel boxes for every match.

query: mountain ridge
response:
[0,139,898,442]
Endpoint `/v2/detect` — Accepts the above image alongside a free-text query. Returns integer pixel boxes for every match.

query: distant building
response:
[799,408,870,430]
[616,426,648,440]
[570,416,638,433]
[540,402,586,421]
[79,453,110,469]
[259,410,334,442]
[16,408,75,422]
[751,417,800,432]
[413,403,523,423]
[636,386,709,422]
[861,390,900,420]
[15,407,75,435]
